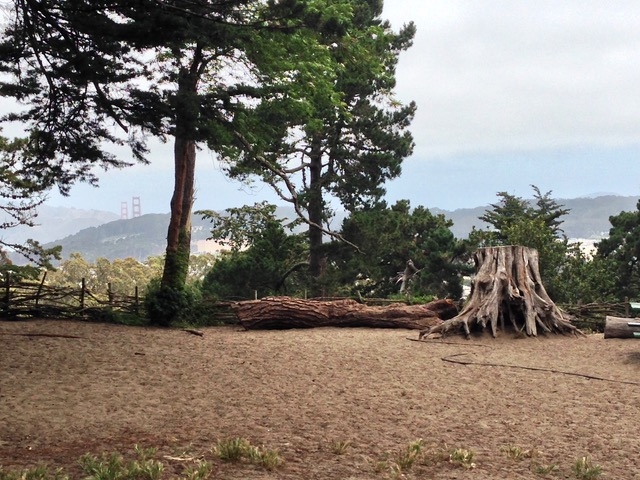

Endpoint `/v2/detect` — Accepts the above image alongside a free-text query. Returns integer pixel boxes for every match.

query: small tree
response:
[201,218,307,300]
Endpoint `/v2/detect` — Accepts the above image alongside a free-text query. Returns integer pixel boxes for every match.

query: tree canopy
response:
[596,200,640,300]
[327,200,466,299]
[0,0,367,307]
[220,0,417,294]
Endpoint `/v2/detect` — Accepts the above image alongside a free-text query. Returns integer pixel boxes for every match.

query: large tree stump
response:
[232,296,458,330]
[420,246,580,339]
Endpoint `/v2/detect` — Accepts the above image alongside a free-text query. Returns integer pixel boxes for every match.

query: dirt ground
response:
[2,319,640,479]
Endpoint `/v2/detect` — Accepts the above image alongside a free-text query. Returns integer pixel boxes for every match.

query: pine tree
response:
[221,0,417,296]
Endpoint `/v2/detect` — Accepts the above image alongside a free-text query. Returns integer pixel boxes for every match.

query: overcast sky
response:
[46,0,640,214]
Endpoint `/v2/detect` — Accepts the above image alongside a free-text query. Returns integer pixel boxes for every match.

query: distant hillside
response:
[7,195,638,264]
[40,214,216,263]
[2,205,119,245]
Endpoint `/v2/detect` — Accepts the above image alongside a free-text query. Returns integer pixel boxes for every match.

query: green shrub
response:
[144,278,201,327]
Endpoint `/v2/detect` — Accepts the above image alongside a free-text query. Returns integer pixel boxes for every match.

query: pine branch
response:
[229,127,361,253]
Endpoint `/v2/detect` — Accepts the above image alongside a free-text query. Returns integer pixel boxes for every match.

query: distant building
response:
[194,239,228,255]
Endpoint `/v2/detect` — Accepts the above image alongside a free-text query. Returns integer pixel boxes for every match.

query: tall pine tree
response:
[221,0,416,296]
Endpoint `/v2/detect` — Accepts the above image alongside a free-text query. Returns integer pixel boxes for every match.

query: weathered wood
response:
[420,245,581,339]
[604,316,640,339]
[232,296,458,330]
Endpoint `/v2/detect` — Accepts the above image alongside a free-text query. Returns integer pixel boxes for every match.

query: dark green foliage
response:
[144,278,202,327]
[596,200,640,300]
[328,200,467,299]
[556,244,618,304]
[201,220,307,300]
[467,186,622,304]
[475,185,570,246]
[0,262,44,282]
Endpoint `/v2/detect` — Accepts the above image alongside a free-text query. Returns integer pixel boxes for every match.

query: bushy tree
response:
[201,219,307,300]
[328,200,467,299]
[48,253,157,294]
[595,200,640,300]
[46,252,212,295]
[555,244,618,304]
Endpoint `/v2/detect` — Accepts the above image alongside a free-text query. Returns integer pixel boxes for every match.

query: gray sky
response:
[46,0,640,214]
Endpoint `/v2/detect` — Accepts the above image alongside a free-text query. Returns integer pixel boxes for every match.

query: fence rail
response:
[1,276,141,320]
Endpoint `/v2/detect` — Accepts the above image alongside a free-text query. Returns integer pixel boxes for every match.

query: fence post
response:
[625,296,630,317]
[35,271,47,307]
[134,285,139,314]
[2,272,11,315]
[80,278,86,310]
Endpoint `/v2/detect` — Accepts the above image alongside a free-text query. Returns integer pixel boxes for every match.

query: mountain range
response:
[6,195,639,264]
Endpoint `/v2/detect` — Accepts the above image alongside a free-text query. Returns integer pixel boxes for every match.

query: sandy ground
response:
[1,319,640,479]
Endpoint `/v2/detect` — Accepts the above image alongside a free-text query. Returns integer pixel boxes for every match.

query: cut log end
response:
[604,316,640,339]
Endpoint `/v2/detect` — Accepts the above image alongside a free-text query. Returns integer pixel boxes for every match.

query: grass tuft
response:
[573,456,602,479]
[214,437,282,470]
[181,461,212,480]
[449,447,476,469]
[0,466,69,480]
[331,439,352,455]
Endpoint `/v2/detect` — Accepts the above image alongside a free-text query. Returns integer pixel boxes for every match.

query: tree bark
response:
[161,48,202,290]
[420,246,580,339]
[307,139,325,297]
[232,296,458,330]
[604,316,640,339]
[162,136,196,289]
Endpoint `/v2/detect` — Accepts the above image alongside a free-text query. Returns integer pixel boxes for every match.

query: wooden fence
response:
[1,275,141,320]
[560,301,631,331]
[0,274,634,330]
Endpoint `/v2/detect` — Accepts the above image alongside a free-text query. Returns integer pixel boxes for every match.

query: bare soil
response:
[2,319,640,479]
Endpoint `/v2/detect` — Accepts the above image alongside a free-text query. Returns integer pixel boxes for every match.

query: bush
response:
[144,278,201,327]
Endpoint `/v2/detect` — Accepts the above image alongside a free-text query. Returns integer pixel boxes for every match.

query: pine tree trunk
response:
[162,136,196,290]
[420,245,580,339]
[161,54,201,290]
[307,141,325,297]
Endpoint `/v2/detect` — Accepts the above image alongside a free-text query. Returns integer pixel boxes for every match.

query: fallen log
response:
[604,316,640,339]
[231,296,458,330]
